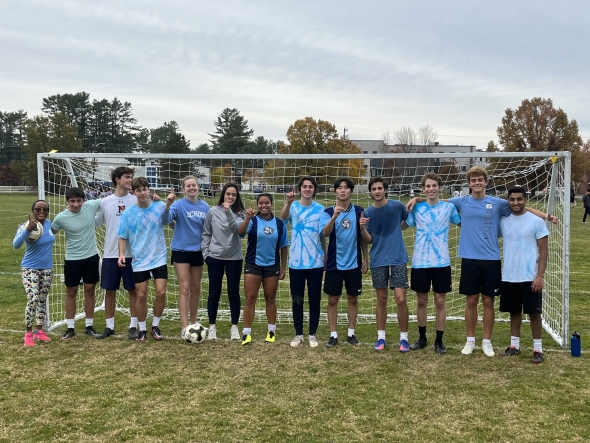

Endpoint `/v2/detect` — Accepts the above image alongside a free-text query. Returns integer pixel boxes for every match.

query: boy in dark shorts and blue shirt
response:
[320,178,368,348]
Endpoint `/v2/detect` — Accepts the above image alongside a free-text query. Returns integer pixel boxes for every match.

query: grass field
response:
[0,193,588,442]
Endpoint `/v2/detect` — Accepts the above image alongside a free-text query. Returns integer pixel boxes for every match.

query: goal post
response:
[37,151,571,348]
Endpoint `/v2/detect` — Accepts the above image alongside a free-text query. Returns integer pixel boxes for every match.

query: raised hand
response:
[166,186,176,205]
[332,205,343,219]
[26,213,36,231]
[245,201,255,219]
[223,201,231,211]
[286,187,296,204]
[359,210,369,227]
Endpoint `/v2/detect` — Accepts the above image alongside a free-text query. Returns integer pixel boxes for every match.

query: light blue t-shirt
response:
[320,204,364,271]
[243,215,289,267]
[13,219,55,269]
[285,201,325,270]
[449,195,511,260]
[364,200,408,268]
[500,212,549,282]
[162,198,210,252]
[405,201,461,268]
[118,201,169,272]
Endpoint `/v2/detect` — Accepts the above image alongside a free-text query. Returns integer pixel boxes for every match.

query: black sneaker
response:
[128,327,138,339]
[500,346,521,357]
[410,338,427,350]
[532,351,544,364]
[61,328,75,341]
[136,330,147,342]
[434,342,447,354]
[325,336,338,348]
[96,327,115,339]
[346,335,361,346]
[151,326,163,340]
[85,326,96,336]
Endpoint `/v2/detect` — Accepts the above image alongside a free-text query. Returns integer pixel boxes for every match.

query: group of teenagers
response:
[14,165,557,362]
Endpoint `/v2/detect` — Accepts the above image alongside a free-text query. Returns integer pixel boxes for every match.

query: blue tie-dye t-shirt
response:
[285,201,325,270]
[500,212,549,282]
[405,201,461,268]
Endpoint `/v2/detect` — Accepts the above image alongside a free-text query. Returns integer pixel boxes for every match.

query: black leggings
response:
[206,257,242,325]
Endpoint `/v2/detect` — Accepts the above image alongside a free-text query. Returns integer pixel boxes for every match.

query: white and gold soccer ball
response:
[26,221,44,242]
[183,322,207,344]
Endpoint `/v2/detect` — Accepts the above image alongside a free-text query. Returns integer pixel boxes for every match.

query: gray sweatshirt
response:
[201,205,245,261]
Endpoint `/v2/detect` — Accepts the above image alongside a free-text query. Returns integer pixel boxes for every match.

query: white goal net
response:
[38,151,571,347]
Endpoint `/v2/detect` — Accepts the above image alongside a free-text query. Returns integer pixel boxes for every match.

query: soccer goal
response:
[37,151,571,348]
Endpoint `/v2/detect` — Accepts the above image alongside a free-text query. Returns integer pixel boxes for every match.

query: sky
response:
[1,1,589,149]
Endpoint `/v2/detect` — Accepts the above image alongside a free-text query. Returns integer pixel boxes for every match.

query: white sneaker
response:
[208,326,217,340]
[230,325,240,340]
[482,341,495,357]
[308,335,319,348]
[290,335,304,347]
[461,341,476,355]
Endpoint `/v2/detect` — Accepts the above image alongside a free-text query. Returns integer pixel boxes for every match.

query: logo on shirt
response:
[118,205,126,214]
[263,226,274,235]
[340,219,351,229]
[486,204,492,209]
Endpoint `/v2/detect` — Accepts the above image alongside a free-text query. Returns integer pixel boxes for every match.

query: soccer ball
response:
[26,221,44,242]
[183,322,207,344]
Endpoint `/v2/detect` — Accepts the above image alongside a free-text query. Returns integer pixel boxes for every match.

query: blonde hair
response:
[181,175,198,190]
[466,166,488,182]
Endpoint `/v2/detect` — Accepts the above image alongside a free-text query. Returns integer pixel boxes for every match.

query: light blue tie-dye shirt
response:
[118,201,169,272]
[405,201,461,268]
[285,201,325,269]
[500,212,549,282]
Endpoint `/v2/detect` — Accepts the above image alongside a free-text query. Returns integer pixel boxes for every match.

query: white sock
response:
[129,317,138,328]
[377,330,385,340]
[67,319,75,329]
[533,339,543,352]
[400,332,408,341]
[85,318,93,327]
[152,316,160,327]
[331,331,338,339]
[209,324,216,330]
[467,336,476,343]
[268,324,276,333]
[106,318,115,330]
[511,336,520,349]
[243,327,252,335]
[348,328,355,337]
[482,339,491,345]
[139,321,147,331]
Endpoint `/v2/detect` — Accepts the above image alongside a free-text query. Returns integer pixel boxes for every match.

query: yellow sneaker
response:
[265,331,276,343]
[241,334,252,346]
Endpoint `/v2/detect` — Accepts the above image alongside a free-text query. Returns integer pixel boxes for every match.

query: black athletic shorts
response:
[64,254,100,287]
[459,259,501,297]
[244,262,280,278]
[411,266,452,294]
[171,250,204,267]
[133,264,168,284]
[499,281,542,315]
[324,268,363,297]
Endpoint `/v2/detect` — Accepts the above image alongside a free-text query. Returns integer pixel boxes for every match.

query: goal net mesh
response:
[38,152,570,347]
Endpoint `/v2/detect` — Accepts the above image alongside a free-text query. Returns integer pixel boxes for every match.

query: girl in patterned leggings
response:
[13,200,55,346]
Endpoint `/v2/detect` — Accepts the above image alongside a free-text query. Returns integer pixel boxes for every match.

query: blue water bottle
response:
[571,331,581,357]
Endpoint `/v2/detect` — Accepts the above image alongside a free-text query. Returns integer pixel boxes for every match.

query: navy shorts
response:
[171,250,204,267]
[101,257,135,291]
[133,264,168,284]
[64,254,100,287]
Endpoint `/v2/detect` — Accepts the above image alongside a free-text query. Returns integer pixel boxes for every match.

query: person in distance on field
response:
[582,189,590,223]
[281,176,326,348]
[52,187,103,340]
[360,177,410,352]
[498,187,549,363]
[162,177,209,339]
[13,200,55,346]
[95,166,141,340]
[238,193,289,345]
[118,177,172,343]
[402,173,461,354]
[202,183,245,341]
[320,178,368,348]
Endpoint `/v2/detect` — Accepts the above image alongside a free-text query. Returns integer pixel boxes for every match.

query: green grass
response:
[0,193,589,442]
